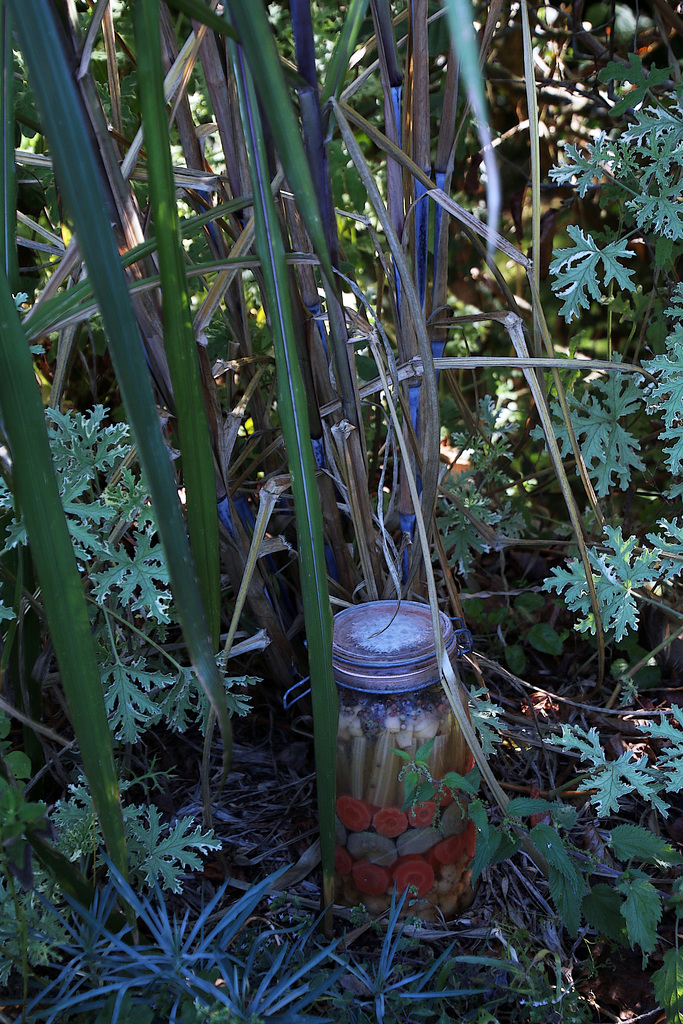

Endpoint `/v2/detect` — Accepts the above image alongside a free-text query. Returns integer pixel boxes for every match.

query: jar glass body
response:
[333,603,475,921]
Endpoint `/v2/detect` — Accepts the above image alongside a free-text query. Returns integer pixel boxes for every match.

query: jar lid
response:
[332,601,456,692]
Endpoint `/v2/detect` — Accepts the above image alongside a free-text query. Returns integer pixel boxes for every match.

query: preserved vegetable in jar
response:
[333,601,475,921]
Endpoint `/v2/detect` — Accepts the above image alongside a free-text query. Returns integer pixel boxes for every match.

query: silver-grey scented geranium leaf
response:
[549,226,637,323]
[533,368,645,497]
[544,525,665,641]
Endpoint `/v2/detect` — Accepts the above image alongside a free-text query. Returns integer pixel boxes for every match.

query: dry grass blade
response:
[332,98,440,565]
[366,329,552,880]
[331,421,381,601]
[337,100,527,264]
[520,0,541,354]
[193,179,275,340]
[203,475,290,827]
[121,15,210,181]
[504,312,606,686]
[223,476,292,663]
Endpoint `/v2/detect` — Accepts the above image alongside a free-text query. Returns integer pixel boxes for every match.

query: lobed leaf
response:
[554,725,666,816]
[598,53,671,115]
[549,134,619,197]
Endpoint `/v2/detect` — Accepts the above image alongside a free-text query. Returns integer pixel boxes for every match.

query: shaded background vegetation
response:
[3,0,683,1020]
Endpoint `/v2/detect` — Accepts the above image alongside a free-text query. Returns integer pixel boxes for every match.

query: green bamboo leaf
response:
[0,269,127,877]
[23,198,250,342]
[9,0,231,762]
[320,0,370,107]
[230,39,337,928]
[134,0,220,647]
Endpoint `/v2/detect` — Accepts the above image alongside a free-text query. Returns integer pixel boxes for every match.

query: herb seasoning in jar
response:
[333,601,475,921]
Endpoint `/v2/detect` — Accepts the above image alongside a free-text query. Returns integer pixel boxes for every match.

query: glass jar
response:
[333,601,475,922]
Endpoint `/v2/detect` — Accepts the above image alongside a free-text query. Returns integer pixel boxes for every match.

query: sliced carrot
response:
[392,855,435,897]
[373,807,408,838]
[334,845,353,875]
[463,819,476,858]
[336,795,373,832]
[407,800,437,828]
[433,821,476,865]
[352,859,392,896]
[425,847,441,872]
[394,853,427,865]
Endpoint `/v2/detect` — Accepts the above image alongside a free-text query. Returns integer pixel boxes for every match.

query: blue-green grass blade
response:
[134,0,220,647]
[0,270,127,878]
[224,2,362,432]
[164,0,237,39]
[231,40,337,927]
[0,0,17,290]
[9,0,231,762]
[223,1,334,285]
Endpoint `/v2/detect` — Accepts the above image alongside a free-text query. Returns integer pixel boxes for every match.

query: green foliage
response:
[549,62,683,356]
[554,723,667,814]
[549,226,637,324]
[597,53,671,115]
[0,876,66,988]
[543,525,676,642]
[0,406,254,744]
[468,686,505,756]
[395,747,680,957]
[533,368,644,497]
[469,788,680,958]
[25,866,526,1024]
[52,777,220,894]
[0,714,66,986]
[643,284,683,480]
[610,824,683,868]
[616,873,662,956]
[653,947,683,1024]
[581,885,628,946]
[8,3,683,1021]
[440,397,526,574]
